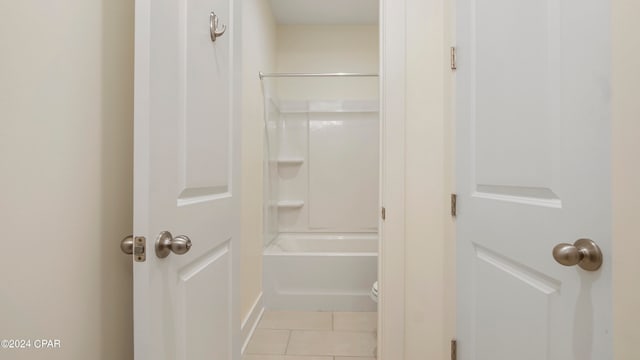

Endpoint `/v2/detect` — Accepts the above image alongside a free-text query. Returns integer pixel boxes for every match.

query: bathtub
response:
[263,233,378,312]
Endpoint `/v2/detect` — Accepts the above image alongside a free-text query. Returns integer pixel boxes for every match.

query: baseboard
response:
[241,292,265,355]
[264,292,377,312]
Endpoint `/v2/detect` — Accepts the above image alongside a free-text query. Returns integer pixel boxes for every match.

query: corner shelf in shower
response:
[277,200,305,209]
[276,158,304,166]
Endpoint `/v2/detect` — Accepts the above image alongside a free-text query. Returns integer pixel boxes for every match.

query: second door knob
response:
[552,238,602,271]
[155,231,192,258]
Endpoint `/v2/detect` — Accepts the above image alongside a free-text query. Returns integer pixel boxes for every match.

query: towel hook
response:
[210,11,226,42]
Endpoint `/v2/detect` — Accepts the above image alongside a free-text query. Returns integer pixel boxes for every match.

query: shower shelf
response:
[277,200,305,209]
[276,158,304,166]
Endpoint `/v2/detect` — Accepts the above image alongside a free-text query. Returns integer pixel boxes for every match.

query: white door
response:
[133,0,241,359]
[456,0,612,359]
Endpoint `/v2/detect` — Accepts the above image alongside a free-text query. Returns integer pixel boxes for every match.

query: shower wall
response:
[260,23,380,311]
[276,100,379,232]
[262,87,280,245]
[264,24,380,239]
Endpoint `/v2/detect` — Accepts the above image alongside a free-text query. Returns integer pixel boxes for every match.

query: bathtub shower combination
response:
[260,73,379,312]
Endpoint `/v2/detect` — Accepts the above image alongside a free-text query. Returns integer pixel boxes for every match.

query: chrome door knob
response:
[552,238,603,271]
[155,231,193,258]
[120,235,134,255]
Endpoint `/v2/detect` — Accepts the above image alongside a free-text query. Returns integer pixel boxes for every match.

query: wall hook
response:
[210,11,226,42]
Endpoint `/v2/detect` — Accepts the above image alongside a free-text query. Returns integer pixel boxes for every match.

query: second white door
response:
[456,0,612,359]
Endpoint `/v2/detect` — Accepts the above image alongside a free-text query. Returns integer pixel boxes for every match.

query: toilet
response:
[370,281,378,303]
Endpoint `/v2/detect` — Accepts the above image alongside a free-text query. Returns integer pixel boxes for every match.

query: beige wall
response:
[0,1,134,359]
[240,0,277,320]
[275,25,379,101]
[404,0,455,358]
[612,0,640,358]
[276,24,378,74]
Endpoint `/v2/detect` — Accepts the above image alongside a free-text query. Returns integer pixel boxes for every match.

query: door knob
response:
[552,238,603,271]
[120,235,146,262]
[155,231,192,258]
[120,235,134,255]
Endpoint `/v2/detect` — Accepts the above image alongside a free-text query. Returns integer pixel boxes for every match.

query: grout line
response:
[331,311,335,331]
[283,329,292,355]
[331,329,378,333]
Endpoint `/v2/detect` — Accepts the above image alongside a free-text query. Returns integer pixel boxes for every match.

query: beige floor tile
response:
[259,311,333,330]
[243,356,284,360]
[335,358,376,360]
[333,312,377,332]
[245,329,290,355]
[243,356,332,360]
[286,330,377,357]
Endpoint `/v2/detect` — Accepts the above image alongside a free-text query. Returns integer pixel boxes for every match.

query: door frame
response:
[378,0,455,358]
[378,0,406,358]
[612,0,640,357]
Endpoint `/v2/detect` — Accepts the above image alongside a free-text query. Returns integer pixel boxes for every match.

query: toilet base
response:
[370,281,378,303]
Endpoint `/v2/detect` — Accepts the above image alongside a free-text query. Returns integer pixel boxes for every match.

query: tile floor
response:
[244,311,377,360]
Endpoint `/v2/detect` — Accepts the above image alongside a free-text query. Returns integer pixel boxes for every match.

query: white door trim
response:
[378,0,406,358]
[133,0,151,356]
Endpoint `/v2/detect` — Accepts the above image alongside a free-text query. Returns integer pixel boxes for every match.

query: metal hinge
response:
[451,193,457,217]
[451,339,457,360]
[450,46,457,70]
[134,236,146,262]
[381,207,386,221]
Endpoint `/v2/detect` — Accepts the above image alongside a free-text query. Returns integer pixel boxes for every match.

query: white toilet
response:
[370,281,379,358]
[370,281,378,303]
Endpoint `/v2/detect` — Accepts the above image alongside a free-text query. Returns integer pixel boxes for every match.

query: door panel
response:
[473,246,559,360]
[134,0,240,358]
[457,0,612,358]
[180,0,231,199]
[179,242,231,360]
[474,0,560,194]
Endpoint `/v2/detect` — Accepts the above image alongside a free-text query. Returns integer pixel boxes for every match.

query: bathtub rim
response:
[264,232,379,256]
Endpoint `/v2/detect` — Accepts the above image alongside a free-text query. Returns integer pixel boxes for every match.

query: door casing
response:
[378,0,455,359]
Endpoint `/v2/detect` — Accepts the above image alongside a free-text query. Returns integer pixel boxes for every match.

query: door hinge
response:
[450,46,457,70]
[381,207,386,221]
[134,236,146,262]
[451,339,457,360]
[451,193,457,217]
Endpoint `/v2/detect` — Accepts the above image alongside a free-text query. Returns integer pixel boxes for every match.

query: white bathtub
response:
[263,233,378,311]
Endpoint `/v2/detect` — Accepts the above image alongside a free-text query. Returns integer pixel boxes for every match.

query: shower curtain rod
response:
[258,72,379,79]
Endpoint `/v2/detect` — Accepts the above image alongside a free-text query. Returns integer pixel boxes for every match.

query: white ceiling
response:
[269,0,378,25]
